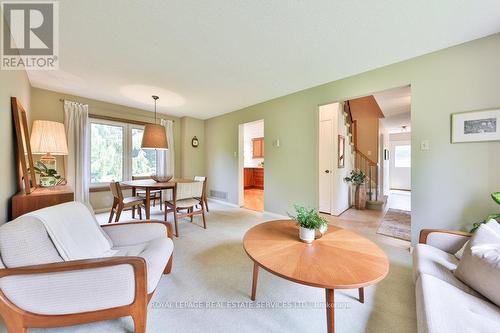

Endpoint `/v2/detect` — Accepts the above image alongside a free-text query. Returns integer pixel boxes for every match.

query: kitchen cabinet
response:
[252,137,264,158]
[244,168,264,189]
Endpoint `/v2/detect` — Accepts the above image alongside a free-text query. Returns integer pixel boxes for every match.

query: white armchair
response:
[0,202,174,333]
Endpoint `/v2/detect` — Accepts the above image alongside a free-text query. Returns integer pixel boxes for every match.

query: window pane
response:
[90,123,123,183]
[394,145,411,168]
[132,128,156,176]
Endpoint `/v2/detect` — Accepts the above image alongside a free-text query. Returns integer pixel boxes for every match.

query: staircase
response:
[343,101,380,204]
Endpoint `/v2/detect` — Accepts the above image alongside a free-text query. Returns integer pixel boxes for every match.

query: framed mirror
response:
[338,135,345,168]
[11,97,36,194]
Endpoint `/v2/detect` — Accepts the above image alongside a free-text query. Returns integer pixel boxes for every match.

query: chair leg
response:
[132,311,147,333]
[160,192,163,211]
[202,206,207,229]
[132,203,136,219]
[190,208,194,222]
[173,210,179,237]
[108,207,115,224]
[164,255,173,274]
[204,196,209,212]
[115,204,123,222]
[138,205,142,220]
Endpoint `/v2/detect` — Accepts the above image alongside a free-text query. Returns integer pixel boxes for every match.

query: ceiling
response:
[27,1,500,119]
[375,86,411,133]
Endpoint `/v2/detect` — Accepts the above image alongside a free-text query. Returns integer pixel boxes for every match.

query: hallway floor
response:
[243,188,264,211]
[321,191,412,250]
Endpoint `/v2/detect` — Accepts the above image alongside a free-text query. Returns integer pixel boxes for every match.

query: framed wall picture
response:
[338,135,345,168]
[451,108,500,143]
[383,148,389,161]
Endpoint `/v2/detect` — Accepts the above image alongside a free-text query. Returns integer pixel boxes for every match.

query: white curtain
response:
[63,101,89,204]
[157,119,175,177]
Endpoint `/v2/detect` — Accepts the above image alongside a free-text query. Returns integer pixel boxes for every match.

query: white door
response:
[319,106,334,213]
[390,140,411,190]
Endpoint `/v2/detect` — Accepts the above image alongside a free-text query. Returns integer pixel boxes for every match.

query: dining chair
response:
[164,181,206,237]
[194,176,209,212]
[108,181,146,223]
[132,175,163,210]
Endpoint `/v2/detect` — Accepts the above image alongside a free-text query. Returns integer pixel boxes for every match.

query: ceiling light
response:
[141,95,168,150]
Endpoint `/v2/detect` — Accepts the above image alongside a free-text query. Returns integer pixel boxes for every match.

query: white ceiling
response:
[27,1,500,119]
[375,86,411,133]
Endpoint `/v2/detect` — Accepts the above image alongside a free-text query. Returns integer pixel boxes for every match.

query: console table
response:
[11,186,74,219]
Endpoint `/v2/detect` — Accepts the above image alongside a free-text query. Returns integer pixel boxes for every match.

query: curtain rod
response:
[58,98,175,122]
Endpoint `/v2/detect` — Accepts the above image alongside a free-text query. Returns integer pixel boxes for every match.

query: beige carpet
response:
[377,209,411,241]
[2,202,416,333]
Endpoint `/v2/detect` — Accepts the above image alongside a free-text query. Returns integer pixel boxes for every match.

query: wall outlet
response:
[420,140,429,151]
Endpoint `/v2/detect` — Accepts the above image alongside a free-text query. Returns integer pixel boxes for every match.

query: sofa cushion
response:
[413,243,480,297]
[416,274,500,333]
[113,236,173,293]
[25,202,116,260]
[0,216,63,268]
[455,221,500,307]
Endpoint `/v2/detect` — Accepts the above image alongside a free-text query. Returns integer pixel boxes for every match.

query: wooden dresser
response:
[244,168,264,190]
[11,186,74,219]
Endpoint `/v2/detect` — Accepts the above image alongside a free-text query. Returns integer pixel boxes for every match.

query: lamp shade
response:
[141,123,168,150]
[30,120,68,155]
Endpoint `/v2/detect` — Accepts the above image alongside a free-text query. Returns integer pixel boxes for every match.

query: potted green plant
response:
[470,192,500,232]
[288,205,329,243]
[33,161,62,187]
[344,169,367,209]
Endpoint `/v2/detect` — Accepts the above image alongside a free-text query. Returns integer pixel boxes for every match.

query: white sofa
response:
[414,229,500,333]
[0,202,174,333]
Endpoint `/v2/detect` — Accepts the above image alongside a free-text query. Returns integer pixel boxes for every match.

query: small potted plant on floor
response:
[344,169,367,210]
[288,205,328,243]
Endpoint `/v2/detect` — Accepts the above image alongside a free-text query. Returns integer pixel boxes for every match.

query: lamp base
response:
[40,153,57,171]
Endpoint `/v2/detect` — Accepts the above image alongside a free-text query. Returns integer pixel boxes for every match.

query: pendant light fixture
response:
[141,95,168,150]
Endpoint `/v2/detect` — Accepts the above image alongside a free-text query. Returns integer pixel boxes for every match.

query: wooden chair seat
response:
[132,176,163,210]
[123,196,146,206]
[166,198,199,209]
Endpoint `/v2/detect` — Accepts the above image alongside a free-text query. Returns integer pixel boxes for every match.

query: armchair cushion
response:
[25,202,116,260]
[0,216,63,268]
[113,237,173,293]
[103,222,168,247]
[0,264,135,315]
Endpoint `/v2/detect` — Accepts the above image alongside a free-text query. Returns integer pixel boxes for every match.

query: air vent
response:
[209,190,228,200]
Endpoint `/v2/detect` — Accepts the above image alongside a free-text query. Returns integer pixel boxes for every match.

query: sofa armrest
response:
[0,257,147,316]
[101,220,173,246]
[419,229,472,253]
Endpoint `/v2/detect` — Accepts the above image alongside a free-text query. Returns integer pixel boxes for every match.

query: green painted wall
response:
[180,117,205,179]
[205,33,500,243]
[0,67,31,222]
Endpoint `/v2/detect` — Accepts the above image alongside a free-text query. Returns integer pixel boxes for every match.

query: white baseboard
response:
[207,198,240,208]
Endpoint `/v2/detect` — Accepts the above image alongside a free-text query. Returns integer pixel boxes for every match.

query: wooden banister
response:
[354,149,379,201]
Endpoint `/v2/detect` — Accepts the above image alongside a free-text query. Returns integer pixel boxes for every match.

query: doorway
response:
[318,102,350,215]
[238,120,264,211]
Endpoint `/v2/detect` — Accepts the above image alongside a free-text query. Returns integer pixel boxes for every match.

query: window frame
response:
[88,118,156,188]
[393,144,411,168]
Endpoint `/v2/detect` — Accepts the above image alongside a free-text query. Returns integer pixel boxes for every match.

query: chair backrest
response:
[109,181,123,200]
[132,175,152,180]
[175,181,203,200]
[194,176,207,198]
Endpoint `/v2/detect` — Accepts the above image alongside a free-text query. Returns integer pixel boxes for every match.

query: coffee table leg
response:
[251,262,259,301]
[325,289,334,333]
[358,288,364,304]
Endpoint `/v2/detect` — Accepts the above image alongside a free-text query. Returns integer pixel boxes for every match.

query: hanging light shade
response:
[142,95,168,150]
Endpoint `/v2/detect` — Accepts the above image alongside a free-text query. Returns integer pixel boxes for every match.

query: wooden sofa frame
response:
[419,229,472,244]
[0,221,173,333]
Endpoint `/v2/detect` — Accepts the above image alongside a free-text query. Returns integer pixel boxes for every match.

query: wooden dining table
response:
[121,178,193,220]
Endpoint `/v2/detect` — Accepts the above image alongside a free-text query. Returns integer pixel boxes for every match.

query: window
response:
[89,119,156,185]
[394,145,411,168]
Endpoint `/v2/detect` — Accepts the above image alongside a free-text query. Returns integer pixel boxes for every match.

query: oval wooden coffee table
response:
[243,220,389,333]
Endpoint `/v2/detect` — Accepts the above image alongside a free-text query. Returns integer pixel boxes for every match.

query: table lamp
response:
[30,120,68,171]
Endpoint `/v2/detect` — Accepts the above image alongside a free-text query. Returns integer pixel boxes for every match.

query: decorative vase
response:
[354,184,367,210]
[39,176,57,187]
[299,226,315,243]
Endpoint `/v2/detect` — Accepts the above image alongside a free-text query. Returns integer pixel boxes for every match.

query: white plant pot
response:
[318,224,328,235]
[299,227,315,243]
